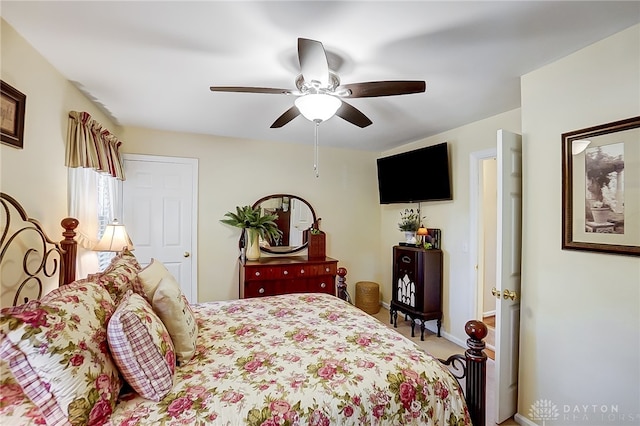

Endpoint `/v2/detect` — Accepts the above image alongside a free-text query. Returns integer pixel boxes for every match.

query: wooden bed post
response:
[60,217,79,285]
[336,267,352,303]
[465,319,488,426]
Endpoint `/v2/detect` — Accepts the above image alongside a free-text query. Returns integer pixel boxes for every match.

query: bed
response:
[0,192,488,426]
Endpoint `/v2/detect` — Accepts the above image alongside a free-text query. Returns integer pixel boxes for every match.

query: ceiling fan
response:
[210,38,426,129]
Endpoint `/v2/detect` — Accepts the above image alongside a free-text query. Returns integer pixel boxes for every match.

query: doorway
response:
[470,150,498,358]
[470,130,523,424]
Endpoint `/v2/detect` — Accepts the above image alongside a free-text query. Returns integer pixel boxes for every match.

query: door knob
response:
[503,289,518,301]
[184,252,190,258]
[491,287,501,298]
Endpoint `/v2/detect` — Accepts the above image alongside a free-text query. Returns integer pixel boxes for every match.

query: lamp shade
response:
[294,94,341,122]
[93,220,134,251]
[417,227,428,236]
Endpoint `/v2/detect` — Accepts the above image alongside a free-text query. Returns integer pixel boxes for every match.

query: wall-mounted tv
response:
[377,142,452,204]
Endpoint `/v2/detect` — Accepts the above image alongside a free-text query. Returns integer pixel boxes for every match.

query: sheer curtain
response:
[66,111,126,277]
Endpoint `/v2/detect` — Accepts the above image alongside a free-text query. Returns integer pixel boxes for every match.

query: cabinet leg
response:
[420,321,425,341]
[410,319,416,338]
[391,309,398,328]
[437,319,442,337]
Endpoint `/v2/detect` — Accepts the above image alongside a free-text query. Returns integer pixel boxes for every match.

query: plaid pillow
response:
[107,291,175,401]
[0,281,122,426]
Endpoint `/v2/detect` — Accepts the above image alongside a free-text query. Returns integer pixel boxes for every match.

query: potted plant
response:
[398,208,423,243]
[221,205,282,260]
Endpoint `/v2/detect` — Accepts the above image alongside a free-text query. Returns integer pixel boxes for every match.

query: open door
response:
[494,129,523,423]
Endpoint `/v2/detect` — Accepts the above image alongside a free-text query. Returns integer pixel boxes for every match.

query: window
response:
[96,173,122,270]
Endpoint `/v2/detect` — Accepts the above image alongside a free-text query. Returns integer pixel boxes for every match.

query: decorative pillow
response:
[0,358,47,425]
[107,290,175,401]
[0,280,122,426]
[152,275,199,364]
[137,258,169,301]
[88,249,145,304]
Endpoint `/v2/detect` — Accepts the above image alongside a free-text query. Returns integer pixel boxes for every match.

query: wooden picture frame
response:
[562,116,640,257]
[1,81,26,149]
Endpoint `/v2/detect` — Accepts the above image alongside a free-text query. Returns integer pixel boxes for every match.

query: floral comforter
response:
[1,293,470,425]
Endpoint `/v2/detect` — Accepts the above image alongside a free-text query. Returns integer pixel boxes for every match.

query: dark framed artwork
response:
[1,81,26,149]
[562,116,640,256]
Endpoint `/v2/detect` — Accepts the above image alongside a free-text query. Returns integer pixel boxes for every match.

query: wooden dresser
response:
[239,256,338,298]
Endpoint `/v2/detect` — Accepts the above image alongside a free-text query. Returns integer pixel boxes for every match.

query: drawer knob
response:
[255,271,261,277]
[258,287,265,294]
[320,282,326,288]
[283,270,288,275]
[325,267,330,272]
[300,269,305,274]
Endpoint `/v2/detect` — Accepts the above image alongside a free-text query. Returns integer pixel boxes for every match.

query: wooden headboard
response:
[0,193,78,306]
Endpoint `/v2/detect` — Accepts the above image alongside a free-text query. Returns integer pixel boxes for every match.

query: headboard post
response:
[60,217,79,285]
[336,267,352,303]
[464,319,488,426]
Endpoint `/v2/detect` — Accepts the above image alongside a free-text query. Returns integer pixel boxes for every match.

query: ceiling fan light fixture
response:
[295,94,341,122]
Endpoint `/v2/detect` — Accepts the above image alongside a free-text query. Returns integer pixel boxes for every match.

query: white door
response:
[495,129,522,423]
[122,154,198,303]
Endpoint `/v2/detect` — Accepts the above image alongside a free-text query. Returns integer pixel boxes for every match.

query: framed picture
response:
[426,228,441,250]
[1,81,26,149]
[562,116,640,257]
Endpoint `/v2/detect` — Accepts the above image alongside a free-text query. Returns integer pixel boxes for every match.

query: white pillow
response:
[137,258,169,301]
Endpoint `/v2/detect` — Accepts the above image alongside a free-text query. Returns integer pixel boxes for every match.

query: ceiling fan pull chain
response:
[314,121,320,178]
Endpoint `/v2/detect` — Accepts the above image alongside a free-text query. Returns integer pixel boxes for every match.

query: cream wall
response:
[518,24,640,424]
[1,20,119,295]
[120,126,381,302]
[378,108,522,344]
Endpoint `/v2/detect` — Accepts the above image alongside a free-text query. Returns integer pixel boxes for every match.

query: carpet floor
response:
[371,306,518,425]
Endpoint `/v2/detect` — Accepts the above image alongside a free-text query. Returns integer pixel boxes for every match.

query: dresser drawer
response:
[307,277,335,294]
[307,263,337,276]
[244,281,284,298]
[244,266,276,280]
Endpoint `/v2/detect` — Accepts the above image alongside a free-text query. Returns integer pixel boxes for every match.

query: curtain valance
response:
[66,111,126,180]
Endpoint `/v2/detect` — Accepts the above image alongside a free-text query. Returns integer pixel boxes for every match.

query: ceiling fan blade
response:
[335,101,372,128]
[298,38,330,86]
[210,86,295,95]
[270,106,300,128]
[340,81,426,98]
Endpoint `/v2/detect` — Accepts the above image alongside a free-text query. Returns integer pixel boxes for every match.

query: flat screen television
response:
[377,142,452,204]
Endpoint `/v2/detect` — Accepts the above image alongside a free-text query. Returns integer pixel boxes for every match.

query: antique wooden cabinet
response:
[390,246,443,340]
[240,256,338,298]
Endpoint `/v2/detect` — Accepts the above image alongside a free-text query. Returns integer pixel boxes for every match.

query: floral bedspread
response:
[1,293,470,425]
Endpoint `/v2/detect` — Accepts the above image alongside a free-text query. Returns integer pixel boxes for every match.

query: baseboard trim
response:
[379,301,467,348]
[515,412,534,425]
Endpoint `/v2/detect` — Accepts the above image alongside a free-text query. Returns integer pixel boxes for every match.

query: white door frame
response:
[122,153,199,302]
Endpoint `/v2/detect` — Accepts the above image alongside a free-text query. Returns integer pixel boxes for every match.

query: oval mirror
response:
[251,194,317,254]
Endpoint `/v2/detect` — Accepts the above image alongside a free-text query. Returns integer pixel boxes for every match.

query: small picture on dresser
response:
[426,228,441,249]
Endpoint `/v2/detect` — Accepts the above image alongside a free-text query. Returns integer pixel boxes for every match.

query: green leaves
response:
[221,205,283,243]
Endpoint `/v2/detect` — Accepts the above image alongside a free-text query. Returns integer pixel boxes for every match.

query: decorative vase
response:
[404,231,417,244]
[245,228,261,261]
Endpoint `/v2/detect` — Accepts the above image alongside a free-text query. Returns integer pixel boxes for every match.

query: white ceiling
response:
[2,1,639,151]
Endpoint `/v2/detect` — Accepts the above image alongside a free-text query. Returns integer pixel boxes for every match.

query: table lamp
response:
[93,219,134,251]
